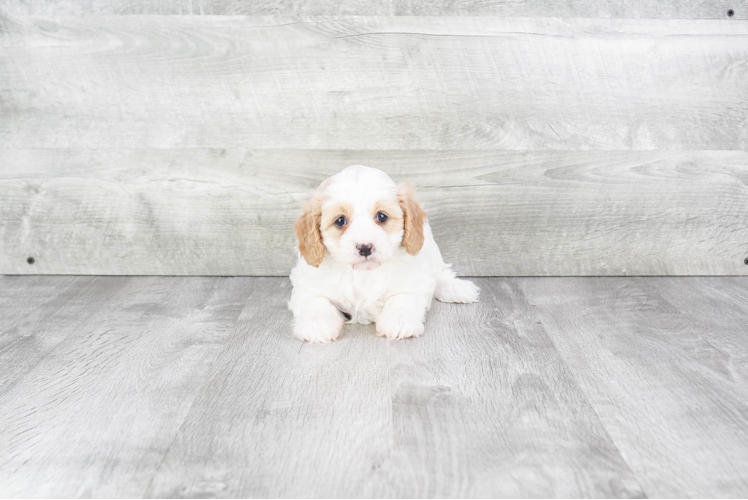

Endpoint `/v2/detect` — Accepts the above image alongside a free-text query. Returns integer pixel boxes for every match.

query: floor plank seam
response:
[519,284,651,498]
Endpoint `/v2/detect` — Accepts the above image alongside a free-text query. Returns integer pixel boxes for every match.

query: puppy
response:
[289,165,479,343]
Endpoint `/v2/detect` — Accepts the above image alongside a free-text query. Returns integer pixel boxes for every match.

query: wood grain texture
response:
[0,276,254,497]
[2,148,746,276]
[647,276,748,385]
[520,276,748,497]
[3,276,748,496]
[2,0,747,18]
[386,278,644,497]
[0,276,647,497]
[1,15,747,150]
[145,278,396,497]
[0,276,124,394]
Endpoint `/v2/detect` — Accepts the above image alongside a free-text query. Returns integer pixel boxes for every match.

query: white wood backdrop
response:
[3,0,747,18]
[1,10,747,275]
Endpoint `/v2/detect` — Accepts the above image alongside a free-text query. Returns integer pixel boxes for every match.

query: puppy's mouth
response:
[352,260,381,271]
[351,244,381,270]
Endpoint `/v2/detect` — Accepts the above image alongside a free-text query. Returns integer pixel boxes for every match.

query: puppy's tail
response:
[434,267,480,304]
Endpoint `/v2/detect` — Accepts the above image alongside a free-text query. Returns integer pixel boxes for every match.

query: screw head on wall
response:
[27,257,35,265]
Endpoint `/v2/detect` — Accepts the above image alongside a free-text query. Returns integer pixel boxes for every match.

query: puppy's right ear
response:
[294,179,330,268]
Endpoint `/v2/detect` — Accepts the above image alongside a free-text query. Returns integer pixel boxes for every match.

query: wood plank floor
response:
[1,276,747,497]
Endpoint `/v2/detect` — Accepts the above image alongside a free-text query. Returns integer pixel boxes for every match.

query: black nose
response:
[357,244,373,257]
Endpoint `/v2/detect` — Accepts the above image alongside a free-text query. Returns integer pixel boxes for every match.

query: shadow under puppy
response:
[290,165,479,343]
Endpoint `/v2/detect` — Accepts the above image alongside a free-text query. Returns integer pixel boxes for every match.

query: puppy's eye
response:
[334,216,347,228]
[376,212,388,223]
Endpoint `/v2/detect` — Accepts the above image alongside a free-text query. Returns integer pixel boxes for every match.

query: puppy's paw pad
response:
[436,278,480,304]
[376,314,424,340]
[294,318,341,344]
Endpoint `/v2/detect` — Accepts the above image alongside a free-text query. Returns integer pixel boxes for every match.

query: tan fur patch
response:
[294,178,331,267]
[373,199,404,235]
[320,201,355,242]
[397,183,427,255]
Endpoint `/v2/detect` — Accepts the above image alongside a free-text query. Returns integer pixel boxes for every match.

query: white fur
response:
[289,166,480,343]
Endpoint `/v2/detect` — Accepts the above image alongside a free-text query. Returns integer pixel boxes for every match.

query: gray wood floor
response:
[1,276,747,497]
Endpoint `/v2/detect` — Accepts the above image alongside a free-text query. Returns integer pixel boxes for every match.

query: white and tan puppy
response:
[289,165,479,343]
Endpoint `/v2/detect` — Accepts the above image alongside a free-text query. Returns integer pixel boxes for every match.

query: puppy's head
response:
[294,166,427,270]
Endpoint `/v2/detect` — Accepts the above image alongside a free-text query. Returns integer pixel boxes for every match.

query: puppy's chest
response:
[329,271,390,325]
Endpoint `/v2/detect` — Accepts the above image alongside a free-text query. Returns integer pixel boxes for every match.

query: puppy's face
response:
[319,195,404,270]
[295,166,427,270]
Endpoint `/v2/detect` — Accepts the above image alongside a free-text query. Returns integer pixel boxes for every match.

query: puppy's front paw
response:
[294,317,342,344]
[376,313,424,340]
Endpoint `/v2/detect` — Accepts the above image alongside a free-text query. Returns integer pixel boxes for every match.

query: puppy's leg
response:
[376,294,430,340]
[435,275,480,304]
[432,264,480,303]
[291,296,344,344]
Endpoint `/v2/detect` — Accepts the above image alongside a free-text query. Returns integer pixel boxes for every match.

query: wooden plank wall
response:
[1,4,747,276]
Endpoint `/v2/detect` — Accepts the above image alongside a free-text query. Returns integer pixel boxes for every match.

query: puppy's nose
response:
[357,244,373,257]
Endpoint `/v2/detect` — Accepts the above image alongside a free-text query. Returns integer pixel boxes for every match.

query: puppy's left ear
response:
[398,182,427,256]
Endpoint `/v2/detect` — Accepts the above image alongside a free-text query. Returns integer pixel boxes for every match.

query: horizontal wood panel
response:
[1,148,746,276]
[1,16,747,150]
[2,1,746,18]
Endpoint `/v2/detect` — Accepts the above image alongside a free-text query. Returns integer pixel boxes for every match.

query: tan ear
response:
[398,182,427,256]
[294,179,331,268]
